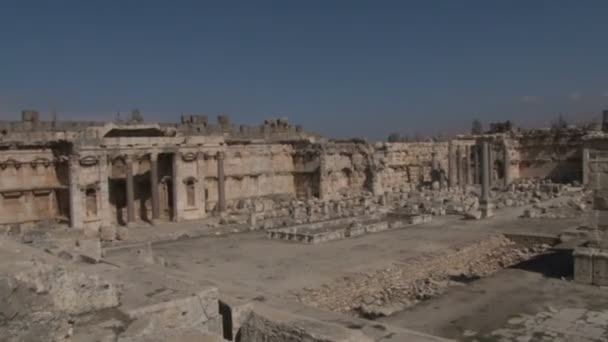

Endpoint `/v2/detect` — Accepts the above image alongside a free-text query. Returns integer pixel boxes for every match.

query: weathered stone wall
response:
[0,149,68,225]
[377,142,449,193]
[513,130,584,183]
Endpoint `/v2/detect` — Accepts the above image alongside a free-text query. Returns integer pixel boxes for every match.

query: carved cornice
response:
[182,176,198,184]
[181,152,197,162]
[79,155,99,166]
[0,158,20,170]
[30,158,53,168]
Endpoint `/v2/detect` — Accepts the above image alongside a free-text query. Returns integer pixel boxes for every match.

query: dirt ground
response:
[380,250,608,341]
[100,201,601,342]
[105,205,577,298]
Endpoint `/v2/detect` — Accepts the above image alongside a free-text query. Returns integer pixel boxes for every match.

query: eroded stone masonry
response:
[0,109,605,342]
[0,110,587,232]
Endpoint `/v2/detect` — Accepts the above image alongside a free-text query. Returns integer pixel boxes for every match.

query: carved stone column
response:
[431,151,439,186]
[466,145,473,186]
[197,151,207,218]
[480,141,493,218]
[488,143,494,188]
[150,153,160,223]
[98,154,111,228]
[68,154,83,229]
[503,141,511,187]
[456,145,463,188]
[217,151,226,213]
[172,152,181,222]
[473,145,480,185]
[448,142,456,189]
[582,148,590,187]
[125,155,135,226]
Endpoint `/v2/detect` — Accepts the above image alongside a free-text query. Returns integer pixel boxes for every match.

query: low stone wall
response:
[266,213,431,244]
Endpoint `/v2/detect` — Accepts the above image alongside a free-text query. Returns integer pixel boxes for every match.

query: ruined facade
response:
[0,111,589,233]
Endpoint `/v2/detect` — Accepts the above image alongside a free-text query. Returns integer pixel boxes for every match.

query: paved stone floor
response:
[467,308,608,342]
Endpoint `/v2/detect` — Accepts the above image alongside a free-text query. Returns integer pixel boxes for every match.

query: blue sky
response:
[1,1,607,140]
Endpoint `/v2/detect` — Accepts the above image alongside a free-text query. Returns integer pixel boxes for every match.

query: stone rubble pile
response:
[0,261,120,341]
[296,235,550,318]
[522,189,592,219]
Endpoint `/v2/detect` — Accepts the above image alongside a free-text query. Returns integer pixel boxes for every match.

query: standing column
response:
[473,145,480,184]
[582,148,590,187]
[448,143,456,189]
[150,153,160,223]
[480,142,493,218]
[456,145,462,188]
[172,152,181,222]
[125,155,135,226]
[466,145,473,185]
[98,154,111,228]
[431,151,438,184]
[488,143,494,188]
[217,151,226,213]
[503,142,511,188]
[68,154,83,229]
[197,152,207,218]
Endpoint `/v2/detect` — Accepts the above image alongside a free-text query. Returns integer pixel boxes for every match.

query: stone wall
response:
[377,142,449,193]
[511,130,583,183]
[0,149,69,224]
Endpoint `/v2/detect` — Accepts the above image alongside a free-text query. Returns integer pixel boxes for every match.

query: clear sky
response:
[1,1,607,140]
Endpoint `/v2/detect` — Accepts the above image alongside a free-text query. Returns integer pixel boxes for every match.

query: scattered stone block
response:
[100,225,117,241]
[117,226,129,241]
[75,238,102,263]
[465,210,482,220]
[574,247,594,285]
[592,249,608,286]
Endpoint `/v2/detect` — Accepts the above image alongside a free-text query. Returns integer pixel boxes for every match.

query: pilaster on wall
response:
[68,155,84,229]
[317,154,328,200]
[583,147,590,187]
[98,154,111,228]
[197,152,207,218]
[172,152,183,222]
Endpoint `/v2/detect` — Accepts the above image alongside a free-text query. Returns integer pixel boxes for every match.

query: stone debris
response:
[521,189,592,219]
[472,308,608,342]
[296,235,550,317]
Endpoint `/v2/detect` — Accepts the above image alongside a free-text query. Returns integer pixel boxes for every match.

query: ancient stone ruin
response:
[0,110,604,341]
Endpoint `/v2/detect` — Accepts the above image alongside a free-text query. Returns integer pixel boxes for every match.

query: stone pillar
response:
[473,145,480,185]
[466,145,473,186]
[125,155,135,226]
[217,151,226,213]
[318,153,328,199]
[583,148,590,187]
[430,152,439,185]
[456,145,462,188]
[448,143,456,189]
[68,155,83,229]
[150,153,160,223]
[488,143,494,188]
[197,152,207,218]
[503,141,511,187]
[480,141,493,218]
[172,152,181,222]
[98,154,111,228]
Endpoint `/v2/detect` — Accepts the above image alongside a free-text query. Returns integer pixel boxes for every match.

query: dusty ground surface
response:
[105,204,576,298]
[100,200,599,341]
[380,252,608,341]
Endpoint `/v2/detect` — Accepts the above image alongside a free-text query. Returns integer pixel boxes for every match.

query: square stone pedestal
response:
[574,246,608,286]
[479,202,494,218]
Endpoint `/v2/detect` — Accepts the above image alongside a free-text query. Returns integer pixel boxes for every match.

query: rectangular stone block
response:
[573,247,594,285]
[593,249,608,286]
